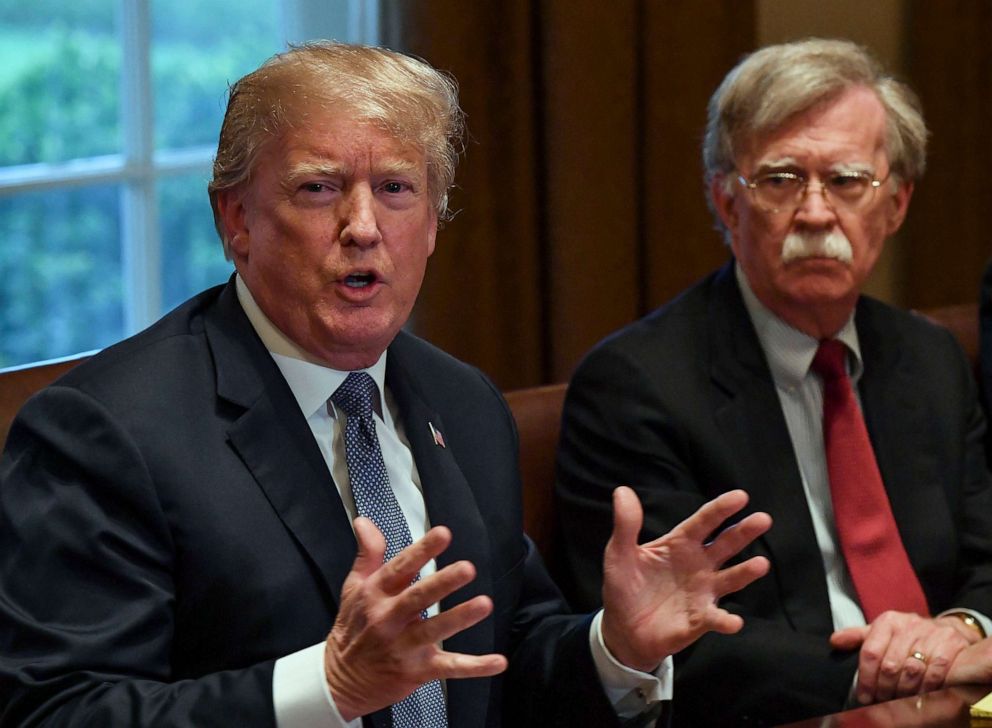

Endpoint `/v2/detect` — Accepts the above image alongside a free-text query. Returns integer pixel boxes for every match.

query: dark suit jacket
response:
[0,279,620,727]
[556,262,992,727]
[980,259,992,426]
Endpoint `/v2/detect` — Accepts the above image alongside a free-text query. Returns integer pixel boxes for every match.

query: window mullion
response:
[119,0,160,335]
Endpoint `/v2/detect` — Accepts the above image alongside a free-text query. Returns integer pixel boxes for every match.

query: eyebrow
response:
[285,158,423,181]
[754,157,875,176]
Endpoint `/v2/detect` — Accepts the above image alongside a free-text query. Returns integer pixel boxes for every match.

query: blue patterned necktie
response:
[331,372,448,728]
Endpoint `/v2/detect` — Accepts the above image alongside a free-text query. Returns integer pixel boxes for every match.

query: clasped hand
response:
[831,611,982,704]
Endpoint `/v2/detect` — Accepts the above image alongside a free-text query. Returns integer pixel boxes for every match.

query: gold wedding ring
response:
[910,650,927,664]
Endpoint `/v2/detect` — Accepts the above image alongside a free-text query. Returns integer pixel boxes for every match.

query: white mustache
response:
[780,231,853,264]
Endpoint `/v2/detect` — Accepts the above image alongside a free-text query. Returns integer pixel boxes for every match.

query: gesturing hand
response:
[324,517,508,721]
[600,487,772,672]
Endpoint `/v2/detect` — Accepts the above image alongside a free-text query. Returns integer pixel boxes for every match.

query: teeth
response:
[344,273,374,288]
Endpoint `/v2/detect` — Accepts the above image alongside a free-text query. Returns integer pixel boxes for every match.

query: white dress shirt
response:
[233,277,672,726]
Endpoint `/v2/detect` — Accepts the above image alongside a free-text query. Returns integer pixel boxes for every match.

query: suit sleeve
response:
[0,387,277,727]
[555,344,856,727]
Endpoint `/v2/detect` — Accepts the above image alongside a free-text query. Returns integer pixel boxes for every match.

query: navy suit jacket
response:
[0,279,619,727]
[556,262,992,727]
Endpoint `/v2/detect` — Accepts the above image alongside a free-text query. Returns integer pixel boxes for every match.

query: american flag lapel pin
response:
[428,421,446,448]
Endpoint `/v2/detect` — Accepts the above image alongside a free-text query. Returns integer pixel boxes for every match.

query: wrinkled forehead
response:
[738,87,890,170]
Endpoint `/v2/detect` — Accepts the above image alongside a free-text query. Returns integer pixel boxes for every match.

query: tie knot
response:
[331,371,377,420]
[811,339,848,381]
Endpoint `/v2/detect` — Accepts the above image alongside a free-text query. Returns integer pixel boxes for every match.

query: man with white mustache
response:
[556,38,992,727]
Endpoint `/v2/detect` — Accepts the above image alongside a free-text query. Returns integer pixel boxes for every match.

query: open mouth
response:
[343,272,377,288]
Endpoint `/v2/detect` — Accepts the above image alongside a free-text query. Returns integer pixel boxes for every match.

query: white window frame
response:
[0,0,378,339]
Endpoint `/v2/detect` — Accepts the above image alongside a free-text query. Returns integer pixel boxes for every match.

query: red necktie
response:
[811,339,928,621]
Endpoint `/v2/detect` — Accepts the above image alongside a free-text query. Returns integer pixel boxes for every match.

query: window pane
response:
[159,172,233,312]
[0,185,123,367]
[0,1,120,165]
[151,0,281,150]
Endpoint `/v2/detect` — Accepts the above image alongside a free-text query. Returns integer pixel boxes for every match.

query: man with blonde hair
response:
[0,42,772,727]
[557,37,992,726]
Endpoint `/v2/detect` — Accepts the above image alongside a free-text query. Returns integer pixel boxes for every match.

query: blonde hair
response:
[208,42,464,255]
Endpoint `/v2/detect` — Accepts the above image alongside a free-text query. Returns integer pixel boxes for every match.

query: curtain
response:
[903,0,992,308]
[382,0,756,388]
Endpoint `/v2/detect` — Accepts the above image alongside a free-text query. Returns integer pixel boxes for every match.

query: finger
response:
[412,594,495,646]
[352,517,387,577]
[377,526,453,594]
[392,560,479,620]
[712,556,770,598]
[608,486,643,554]
[893,646,928,697]
[918,630,966,692]
[830,626,869,651]
[856,619,897,704]
[870,624,919,702]
[705,512,773,566]
[702,607,745,636]
[429,650,509,681]
[674,489,751,543]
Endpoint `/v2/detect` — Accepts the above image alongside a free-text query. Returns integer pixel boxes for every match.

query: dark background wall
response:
[382,0,992,390]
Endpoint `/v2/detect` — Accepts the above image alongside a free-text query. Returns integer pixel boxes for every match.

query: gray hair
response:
[703,37,928,194]
[208,41,465,256]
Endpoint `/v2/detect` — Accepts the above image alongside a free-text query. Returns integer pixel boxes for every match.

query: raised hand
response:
[600,487,772,672]
[324,517,508,720]
[831,612,978,704]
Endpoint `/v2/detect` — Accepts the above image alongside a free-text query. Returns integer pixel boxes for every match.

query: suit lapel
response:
[707,265,835,633]
[386,335,493,726]
[205,282,356,609]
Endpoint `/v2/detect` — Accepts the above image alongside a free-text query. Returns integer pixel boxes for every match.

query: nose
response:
[793,180,837,227]
[340,186,381,247]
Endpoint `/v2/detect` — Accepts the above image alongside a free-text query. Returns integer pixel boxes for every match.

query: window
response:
[0,0,378,367]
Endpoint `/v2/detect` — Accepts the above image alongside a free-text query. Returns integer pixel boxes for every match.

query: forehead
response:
[263,108,428,176]
[741,86,889,169]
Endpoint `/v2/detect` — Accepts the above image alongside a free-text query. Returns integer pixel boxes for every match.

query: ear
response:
[214,187,250,260]
[426,211,438,257]
[710,174,740,238]
[884,179,914,236]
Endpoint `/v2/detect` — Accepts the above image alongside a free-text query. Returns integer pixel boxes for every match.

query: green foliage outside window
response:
[0,1,278,366]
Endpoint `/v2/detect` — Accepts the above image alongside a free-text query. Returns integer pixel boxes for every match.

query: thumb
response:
[830,625,869,651]
[352,516,387,577]
[609,486,643,555]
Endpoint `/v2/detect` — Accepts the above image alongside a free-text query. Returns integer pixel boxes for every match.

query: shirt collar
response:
[235,274,388,421]
[734,262,863,389]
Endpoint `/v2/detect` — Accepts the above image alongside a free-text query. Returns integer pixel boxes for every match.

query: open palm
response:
[601,487,771,672]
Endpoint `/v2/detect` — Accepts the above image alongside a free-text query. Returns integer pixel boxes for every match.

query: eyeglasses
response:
[736,170,888,214]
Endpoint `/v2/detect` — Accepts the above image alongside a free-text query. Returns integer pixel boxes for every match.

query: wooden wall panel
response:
[642,1,754,312]
[383,1,546,389]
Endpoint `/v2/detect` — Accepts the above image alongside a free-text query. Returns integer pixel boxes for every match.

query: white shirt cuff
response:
[273,642,360,728]
[589,610,673,719]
